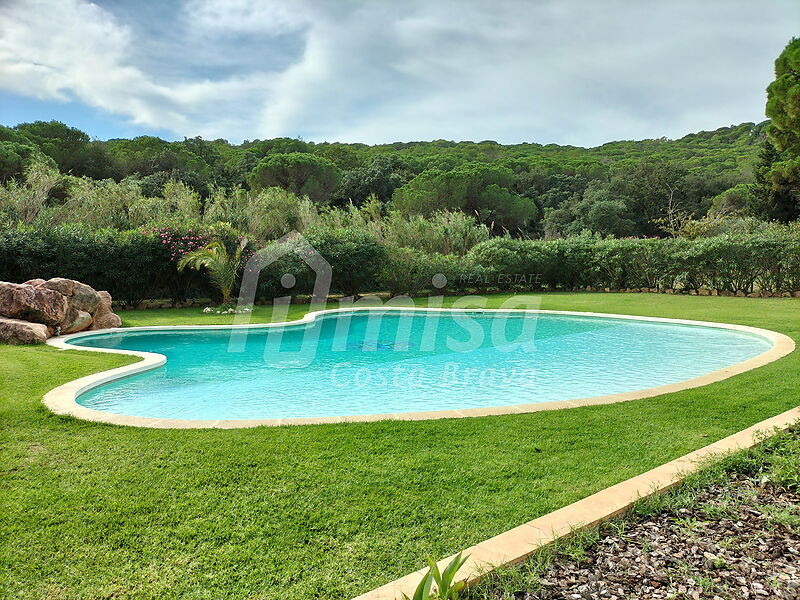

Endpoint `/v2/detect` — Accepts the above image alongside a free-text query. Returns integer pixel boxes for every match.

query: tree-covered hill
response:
[0,118,773,238]
[1,119,766,187]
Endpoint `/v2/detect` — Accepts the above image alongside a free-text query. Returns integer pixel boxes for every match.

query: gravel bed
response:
[498,473,800,600]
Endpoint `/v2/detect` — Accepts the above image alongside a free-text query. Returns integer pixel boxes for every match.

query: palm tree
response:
[177,238,246,304]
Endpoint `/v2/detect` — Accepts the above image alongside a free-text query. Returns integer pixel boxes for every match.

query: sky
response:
[0,0,797,146]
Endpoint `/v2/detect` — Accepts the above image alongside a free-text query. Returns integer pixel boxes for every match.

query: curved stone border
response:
[43,307,795,428]
[353,405,800,600]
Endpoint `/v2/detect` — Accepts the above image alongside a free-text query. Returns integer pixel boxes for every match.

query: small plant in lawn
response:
[202,303,252,315]
[403,553,469,600]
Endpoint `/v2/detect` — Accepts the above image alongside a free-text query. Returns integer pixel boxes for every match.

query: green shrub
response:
[542,235,598,288]
[306,228,386,297]
[379,246,437,297]
[467,237,548,290]
[251,228,388,299]
[378,246,494,296]
[0,224,168,305]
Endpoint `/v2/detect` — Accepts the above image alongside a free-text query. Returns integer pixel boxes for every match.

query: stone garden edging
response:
[352,405,800,600]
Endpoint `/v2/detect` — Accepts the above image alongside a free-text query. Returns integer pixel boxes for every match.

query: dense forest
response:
[0,118,790,240]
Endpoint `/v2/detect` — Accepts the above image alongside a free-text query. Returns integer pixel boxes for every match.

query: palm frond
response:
[177,239,244,303]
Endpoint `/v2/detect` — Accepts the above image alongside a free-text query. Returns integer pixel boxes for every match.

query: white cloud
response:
[185,0,313,35]
[0,0,277,139]
[0,0,797,144]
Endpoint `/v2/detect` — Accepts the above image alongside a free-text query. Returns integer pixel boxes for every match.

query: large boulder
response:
[0,282,67,327]
[91,291,122,330]
[72,282,101,313]
[44,278,101,314]
[37,278,101,333]
[0,316,48,344]
[41,277,73,296]
[61,308,93,334]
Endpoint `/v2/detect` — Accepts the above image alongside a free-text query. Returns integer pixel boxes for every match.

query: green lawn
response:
[1,293,799,599]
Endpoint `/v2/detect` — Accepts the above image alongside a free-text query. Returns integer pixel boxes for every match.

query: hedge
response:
[2,225,800,304]
[0,225,389,304]
[0,223,245,305]
[464,233,800,293]
[252,228,387,299]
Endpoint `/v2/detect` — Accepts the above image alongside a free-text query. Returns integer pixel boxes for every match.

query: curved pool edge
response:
[42,307,796,429]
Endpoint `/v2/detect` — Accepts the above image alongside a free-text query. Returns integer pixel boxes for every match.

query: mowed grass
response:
[1,293,799,599]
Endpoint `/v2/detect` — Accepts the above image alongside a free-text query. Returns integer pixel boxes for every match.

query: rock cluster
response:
[0,278,122,344]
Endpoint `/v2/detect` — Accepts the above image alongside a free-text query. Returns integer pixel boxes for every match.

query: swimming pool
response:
[54,309,781,423]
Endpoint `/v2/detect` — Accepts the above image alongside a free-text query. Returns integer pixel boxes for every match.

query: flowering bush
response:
[0,223,251,305]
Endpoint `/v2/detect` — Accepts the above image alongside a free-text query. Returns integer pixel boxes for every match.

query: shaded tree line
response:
[0,110,788,239]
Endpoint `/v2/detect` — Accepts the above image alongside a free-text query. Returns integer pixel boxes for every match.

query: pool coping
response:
[43,307,795,429]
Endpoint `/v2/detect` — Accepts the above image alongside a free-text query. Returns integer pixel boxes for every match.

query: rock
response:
[793,291,800,298]
[44,277,100,313]
[23,278,46,287]
[43,277,75,297]
[698,288,711,296]
[61,309,93,334]
[0,316,48,344]
[90,291,122,330]
[43,278,102,332]
[747,292,760,298]
[736,290,746,297]
[0,281,67,326]
[71,283,101,313]
[71,282,100,313]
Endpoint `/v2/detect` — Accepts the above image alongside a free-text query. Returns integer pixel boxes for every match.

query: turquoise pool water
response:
[68,310,773,420]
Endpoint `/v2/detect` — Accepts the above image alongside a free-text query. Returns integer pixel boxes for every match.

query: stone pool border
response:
[353,404,800,600]
[43,307,795,429]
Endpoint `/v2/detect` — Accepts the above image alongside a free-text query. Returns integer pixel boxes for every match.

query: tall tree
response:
[608,160,688,236]
[766,37,800,155]
[14,121,90,175]
[747,140,798,222]
[758,37,800,222]
[333,155,406,206]
[391,162,539,231]
[248,152,341,204]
